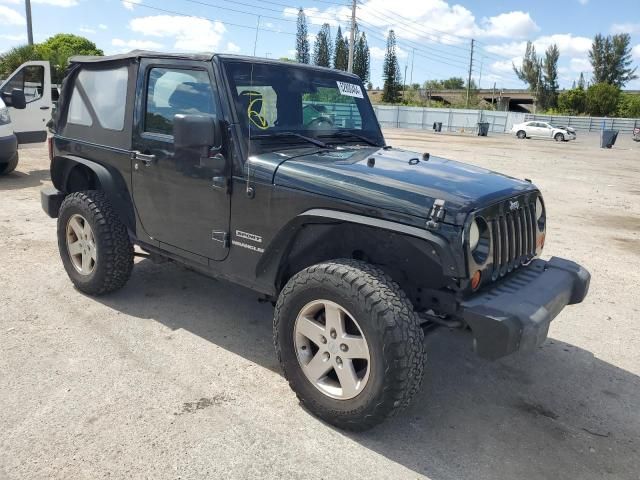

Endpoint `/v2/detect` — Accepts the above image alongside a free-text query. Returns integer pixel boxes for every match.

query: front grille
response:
[489,200,537,280]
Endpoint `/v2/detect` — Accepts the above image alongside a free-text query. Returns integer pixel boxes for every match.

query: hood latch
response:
[426,199,446,230]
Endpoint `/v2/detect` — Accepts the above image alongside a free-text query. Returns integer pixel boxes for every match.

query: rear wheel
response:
[57,191,134,295]
[0,152,18,175]
[516,130,526,139]
[554,133,565,142]
[274,259,425,430]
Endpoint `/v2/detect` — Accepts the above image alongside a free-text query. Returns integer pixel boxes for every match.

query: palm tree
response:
[0,45,42,79]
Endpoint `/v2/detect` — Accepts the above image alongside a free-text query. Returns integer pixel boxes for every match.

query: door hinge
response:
[212,230,229,247]
[426,199,446,230]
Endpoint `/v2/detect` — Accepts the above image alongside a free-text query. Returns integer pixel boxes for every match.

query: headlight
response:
[0,107,10,126]
[469,219,480,251]
[535,197,544,221]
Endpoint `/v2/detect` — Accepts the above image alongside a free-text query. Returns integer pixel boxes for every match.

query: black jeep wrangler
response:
[41,51,590,430]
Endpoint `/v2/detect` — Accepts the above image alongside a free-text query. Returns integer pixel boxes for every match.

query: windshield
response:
[223,61,384,151]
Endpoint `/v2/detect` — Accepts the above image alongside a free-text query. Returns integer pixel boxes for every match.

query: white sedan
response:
[511,121,576,142]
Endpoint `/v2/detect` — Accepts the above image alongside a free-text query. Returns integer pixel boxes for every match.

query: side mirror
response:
[174,113,218,149]
[9,89,27,109]
[173,114,225,173]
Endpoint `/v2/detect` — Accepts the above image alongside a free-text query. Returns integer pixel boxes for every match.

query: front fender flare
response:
[256,208,461,292]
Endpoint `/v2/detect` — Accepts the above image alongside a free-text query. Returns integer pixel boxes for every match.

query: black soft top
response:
[69,50,214,64]
[69,51,361,78]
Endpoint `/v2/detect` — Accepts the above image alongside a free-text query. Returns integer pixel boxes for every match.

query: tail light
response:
[47,137,53,162]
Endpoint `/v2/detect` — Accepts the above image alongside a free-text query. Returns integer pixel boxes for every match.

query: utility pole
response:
[491,82,496,108]
[403,63,408,101]
[478,56,483,90]
[466,38,474,108]
[25,0,34,45]
[409,48,415,86]
[347,0,356,73]
[252,15,261,57]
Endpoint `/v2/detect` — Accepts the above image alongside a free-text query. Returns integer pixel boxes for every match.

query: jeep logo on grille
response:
[509,200,520,211]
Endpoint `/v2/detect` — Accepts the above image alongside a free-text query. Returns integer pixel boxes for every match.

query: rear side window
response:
[67,67,128,130]
[144,68,215,135]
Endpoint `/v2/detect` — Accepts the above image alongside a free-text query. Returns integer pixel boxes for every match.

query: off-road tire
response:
[274,259,425,430]
[516,130,526,139]
[554,133,565,142]
[57,191,134,295]
[0,152,18,175]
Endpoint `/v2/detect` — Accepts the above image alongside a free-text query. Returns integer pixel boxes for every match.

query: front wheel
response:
[0,152,18,175]
[57,191,134,295]
[274,259,425,430]
[554,133,565,142]
[516,130,526,139]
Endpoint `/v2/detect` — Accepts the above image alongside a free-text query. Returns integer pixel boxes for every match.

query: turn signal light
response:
[537,233,546,250]
[47,137,53,162]
[471,270,482,290]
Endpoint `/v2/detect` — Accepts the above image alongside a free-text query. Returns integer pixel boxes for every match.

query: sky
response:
[1,0,639,90]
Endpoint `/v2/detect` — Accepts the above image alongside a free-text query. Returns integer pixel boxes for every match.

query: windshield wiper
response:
[326,131,380,147]
[253,131,333,149]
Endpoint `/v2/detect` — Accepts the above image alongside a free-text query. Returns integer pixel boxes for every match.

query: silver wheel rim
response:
[293,299,371,400]
[66,214,97,275]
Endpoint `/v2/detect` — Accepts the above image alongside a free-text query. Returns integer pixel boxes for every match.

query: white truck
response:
[0,61,54,174]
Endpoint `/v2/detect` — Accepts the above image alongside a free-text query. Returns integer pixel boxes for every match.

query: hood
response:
[252,146,537,225]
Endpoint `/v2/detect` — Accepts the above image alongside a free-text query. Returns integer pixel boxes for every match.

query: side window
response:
[1,65,44,103]
[144,68,215,136]
[67,67,128,130]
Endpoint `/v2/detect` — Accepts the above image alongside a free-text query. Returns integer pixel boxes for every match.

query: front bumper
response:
[460,257,590,360]
[0,133,17,163]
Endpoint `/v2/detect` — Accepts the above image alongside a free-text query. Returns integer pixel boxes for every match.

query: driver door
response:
[0,61,52,143]
[131,60,230,262]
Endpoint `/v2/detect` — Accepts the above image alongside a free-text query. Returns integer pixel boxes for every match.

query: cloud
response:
[569,57,591,73]
[224,42,241,53]
[633,45,640,61]
[129,15,226,51]
[112,38,163,50]
[479,11,539,39]
[369,45,407,60]
[577,0,588,4]
[99,24,108,30]
[0,33,26,41]
[611,23,640,35]
[79,27,96,34]
[283,6,351,28]
[32,0,79,6]
[0,5,25,25]
[484,34,592,58]
[122,0,141,10]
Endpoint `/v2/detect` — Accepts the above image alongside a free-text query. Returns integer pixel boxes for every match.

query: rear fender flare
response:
[51,155,135,233]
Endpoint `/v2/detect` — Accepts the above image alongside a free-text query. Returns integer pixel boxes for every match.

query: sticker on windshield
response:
[336,81,363,98]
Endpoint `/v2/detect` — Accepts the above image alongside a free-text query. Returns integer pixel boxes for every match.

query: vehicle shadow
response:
[0,168,50,191]
[94,258,639,480]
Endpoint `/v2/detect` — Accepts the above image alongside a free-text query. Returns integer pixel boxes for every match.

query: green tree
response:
[313,23,332,67]
[557,88,587,115]
[382,29,401,103]
[295,9,310,64]
[423,79,443,90]
[585,82,620,116]
[36,34,103,83]
[333,26,348,71]
[353,32,370,82]
[442,77,465,89]
[0,44,42,78]
[514,41,541,93]
[542,44,560,109]
[617,93,640,118]
[577,72,586,89]
[589,33,638,87]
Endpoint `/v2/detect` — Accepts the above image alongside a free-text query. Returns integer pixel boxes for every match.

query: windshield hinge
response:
[426,199,446,230]
[212,230,229,247]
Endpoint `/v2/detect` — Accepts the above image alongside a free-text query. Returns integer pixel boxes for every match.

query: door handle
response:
[134,151,156,166]
[40,106,50,110]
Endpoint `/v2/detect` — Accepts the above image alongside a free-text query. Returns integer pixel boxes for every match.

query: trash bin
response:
[433,122,442,132]
[477,122,490,137]
[600,130,619,148]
